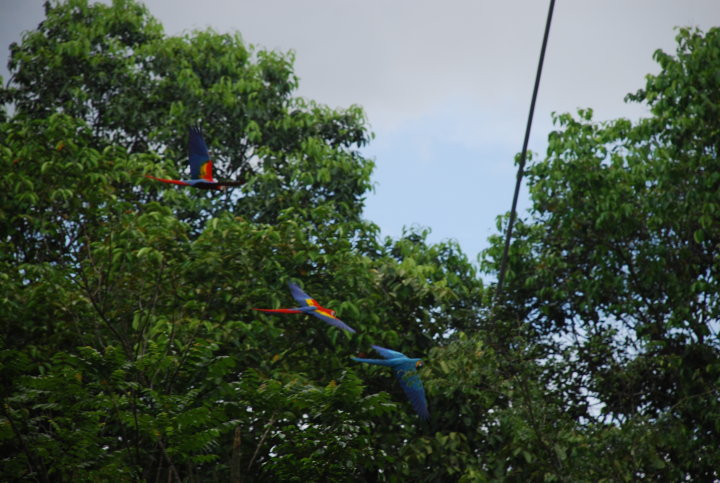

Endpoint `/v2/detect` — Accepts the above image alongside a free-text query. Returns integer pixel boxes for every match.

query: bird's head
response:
[415,360,424,369]
[327,309,336,317]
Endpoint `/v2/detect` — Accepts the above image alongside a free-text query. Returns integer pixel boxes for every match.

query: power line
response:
[494,0,556,304]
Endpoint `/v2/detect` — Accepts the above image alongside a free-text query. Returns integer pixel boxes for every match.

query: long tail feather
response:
[145,175,191,186]
[252,308,304,314]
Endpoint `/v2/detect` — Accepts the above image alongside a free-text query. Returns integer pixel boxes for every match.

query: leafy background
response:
[1,1,719,481]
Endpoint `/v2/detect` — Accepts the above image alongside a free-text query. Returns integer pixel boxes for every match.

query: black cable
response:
[494,0,556,304]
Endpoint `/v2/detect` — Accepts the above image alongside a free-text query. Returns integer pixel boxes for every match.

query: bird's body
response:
[253,282,357,333]
[353,345,429,419]
[146,126,243,190]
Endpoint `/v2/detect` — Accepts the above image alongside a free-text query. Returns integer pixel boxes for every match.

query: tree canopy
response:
[2,1,719,481]
[484,25,720,480]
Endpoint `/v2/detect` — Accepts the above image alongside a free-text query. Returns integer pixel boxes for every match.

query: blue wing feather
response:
[395,368,429,420]
[351,357,395,367]
[310,310,356,333]
[188,126,210,180]
[287,282,313,307]
[371,345,407,360]
[361,346,429,419]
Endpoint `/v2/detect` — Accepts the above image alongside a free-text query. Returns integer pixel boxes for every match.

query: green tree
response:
[1,1,487,481]
[8,1,719,481]
[1,108,485,481]
[6,0,373,226]
[485,26,720,480]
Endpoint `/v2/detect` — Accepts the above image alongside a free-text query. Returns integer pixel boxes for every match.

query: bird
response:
[146,126,244,190]
[253,282,357,333]
[352,345,429,420]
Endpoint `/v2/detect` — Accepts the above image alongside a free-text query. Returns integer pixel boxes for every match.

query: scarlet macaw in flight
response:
[253,282,357,333]
[146,126,243,190]
[353,345,429,420]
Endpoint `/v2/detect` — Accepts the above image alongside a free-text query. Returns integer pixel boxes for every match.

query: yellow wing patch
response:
[199,161,213,181]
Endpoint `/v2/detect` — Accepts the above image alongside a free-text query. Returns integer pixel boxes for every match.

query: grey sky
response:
[2,0,719,262]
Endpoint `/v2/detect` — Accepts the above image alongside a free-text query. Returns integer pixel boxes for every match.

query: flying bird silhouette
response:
[253,282,357,333]
[146,126,244,190]
[353,345,429,420]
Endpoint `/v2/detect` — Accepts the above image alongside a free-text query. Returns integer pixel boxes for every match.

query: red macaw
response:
[253,282,357,333]
[146,126,243,190]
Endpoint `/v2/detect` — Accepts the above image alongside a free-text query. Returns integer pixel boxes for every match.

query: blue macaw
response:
[353,345,429,420]
[146,126,244,190]
[253,282,357,333]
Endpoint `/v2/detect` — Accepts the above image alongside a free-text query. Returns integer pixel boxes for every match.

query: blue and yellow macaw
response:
[353,345,429,420]
[146,126,243,190]
[253,282,357,334]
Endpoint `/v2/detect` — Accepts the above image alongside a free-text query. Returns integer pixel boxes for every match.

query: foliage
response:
[0,109,482,480]
[6,0,373,225]
[484,26,720,480]
[2,1,720,481]
[0,2,483,476]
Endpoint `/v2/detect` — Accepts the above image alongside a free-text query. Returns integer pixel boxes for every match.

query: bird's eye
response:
[416,360,424,369]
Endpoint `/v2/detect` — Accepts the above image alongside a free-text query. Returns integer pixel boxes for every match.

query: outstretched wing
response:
[287,282,315,308]
[394,368,429,420]
[351,356,394,367]
[145,174,191,186]
[372,345,407,360]
[188,126,213,181]
[309,310,356,333]
[286,282,355,332]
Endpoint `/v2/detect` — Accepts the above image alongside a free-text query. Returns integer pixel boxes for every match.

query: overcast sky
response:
[2,1,719,265]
